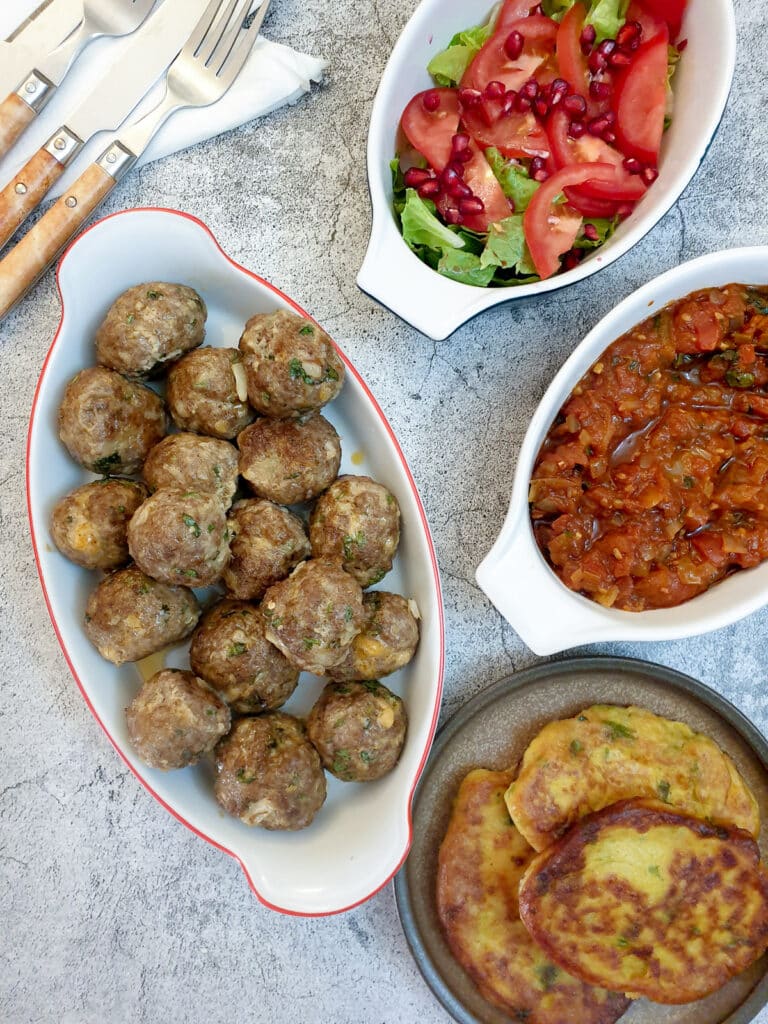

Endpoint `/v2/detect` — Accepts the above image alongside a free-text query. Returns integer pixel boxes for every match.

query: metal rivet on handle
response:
[15,183,27,195]
[25,82,36,94]
[53,137,66,151]
[106,152,116,164]
[65,196,77,208]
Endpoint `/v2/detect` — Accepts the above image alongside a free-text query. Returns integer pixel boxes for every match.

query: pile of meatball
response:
[51,282,420,831]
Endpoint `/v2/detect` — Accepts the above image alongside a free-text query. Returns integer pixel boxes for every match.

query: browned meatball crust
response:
[58,367,167,475]
[125,669,230,770]
[142,433,239,507]
[239,309,344,418]
[306,680,407,782]
[95,282,206,379]
[189,599,299,712]
[261,558,365,673]
[50,478,148,570]
[166,346,254,439]
[84,566,200,664]
[327,592,420,681]
[214,713,326,830]
[237,413,341,505]
[223,499,310,600]
[128,488,230,588]
[309,475,401,587]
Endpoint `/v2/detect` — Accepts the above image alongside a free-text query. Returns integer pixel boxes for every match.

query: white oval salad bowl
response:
[27,207,445,916]
[358,0,735,341]
[477,246,768,656]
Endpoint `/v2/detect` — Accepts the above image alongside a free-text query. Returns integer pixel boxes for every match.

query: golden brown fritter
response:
[436,768,631,1024]
[518,798,768,1004]
[506,704,759,851]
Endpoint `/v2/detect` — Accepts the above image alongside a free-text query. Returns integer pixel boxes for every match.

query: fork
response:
[0,0,157,158]
[0,0,270,320]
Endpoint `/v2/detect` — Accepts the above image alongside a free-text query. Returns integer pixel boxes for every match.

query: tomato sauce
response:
[530,284,768,610]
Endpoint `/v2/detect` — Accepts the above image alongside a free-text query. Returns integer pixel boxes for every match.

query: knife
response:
[0,0,211,251]
[0,0,84,99]
[0,0,158,159]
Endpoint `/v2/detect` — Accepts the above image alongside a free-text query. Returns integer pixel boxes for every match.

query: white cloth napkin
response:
[0,0,326,198]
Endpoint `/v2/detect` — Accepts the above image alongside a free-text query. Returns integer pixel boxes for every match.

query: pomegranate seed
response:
[485,80,505,99]
[444,207,463,225]
[677,38,688,52]
[550,78,571,106]
[422,90,440,112]
[458,196,485,216]
[623,156,642,174]
[447,160,466,178]
[441,166,460,189]
[583,223,599,241]
[641,166,659,185]
[589,50,608,73]
[608,50,632,68]
[562,249,582,271]
[515,95,532,112]
[530,156,549,181]
[603,109,616,125]
[597,39,617,57]
[589,80,612,100]
[504,30,524,61]
[563,93,587,116]
[521,79,539,100]
[588,115,610,137]
[580,24,596,54]
[458,87,482,107]
[603,129,616,143]
[534,97,549,118]
[569,119,586,138]
[501,90,517,116]
[442,167,472,198]
[417,179,441,199]
[403,167,433,188]
[616,202,634,219]
[451,132,470,155]
[617,21,641,48]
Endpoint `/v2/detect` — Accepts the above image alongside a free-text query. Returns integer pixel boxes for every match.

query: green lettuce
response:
[572,216,617,249]
[480,215,538,277]
[485,148,540,212]
[437,250,496,286]
[427,17,495,86]
[400,189,465,252]
[541,0,629,41]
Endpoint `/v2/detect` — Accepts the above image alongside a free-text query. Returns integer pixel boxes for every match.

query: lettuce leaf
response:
[400,189,465,252]
[438,250,496,286]
[427,17,495,86]
[541,0,629,40]
[485,148,540,212]
[572,216,617,249]
[480,215,538,277]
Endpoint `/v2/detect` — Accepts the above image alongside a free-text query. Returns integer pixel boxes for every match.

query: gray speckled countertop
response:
[3,0,768,1021]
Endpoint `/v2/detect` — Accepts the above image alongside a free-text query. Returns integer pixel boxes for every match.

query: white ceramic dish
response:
[477,246,768,656]
[358,0,735,341]
[27,207,445,916]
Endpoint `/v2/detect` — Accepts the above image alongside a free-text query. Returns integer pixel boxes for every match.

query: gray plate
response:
[395,656,768,1024]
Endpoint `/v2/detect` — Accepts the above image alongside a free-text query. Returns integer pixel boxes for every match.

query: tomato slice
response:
[632,0,686,41]
[626,0,669,42]
[556,3,589,97]
[400,88,460,171]
[461,104,551,159]
[459,144,514,231]
[462,16,557,92]
[548,108,647,200]
[565,192,625,218]
[523,163,614,279]
[496,0,542,30]
[612,27,670,164]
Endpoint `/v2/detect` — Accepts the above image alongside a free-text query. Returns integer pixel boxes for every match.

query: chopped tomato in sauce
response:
[530,284,768,611]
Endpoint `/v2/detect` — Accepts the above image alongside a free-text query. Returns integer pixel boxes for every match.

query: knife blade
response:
[0,0,212,250]
[0,0,84,97]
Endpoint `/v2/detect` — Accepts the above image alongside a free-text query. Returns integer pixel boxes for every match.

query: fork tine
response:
[182,0,225,58]
[219,0,271,84]
[207,0,253,76]
[197,0,240,65]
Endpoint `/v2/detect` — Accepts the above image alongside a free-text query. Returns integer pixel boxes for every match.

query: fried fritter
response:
[506,704,759,851]
[436,768,631,1024]
[518,798,768,1004]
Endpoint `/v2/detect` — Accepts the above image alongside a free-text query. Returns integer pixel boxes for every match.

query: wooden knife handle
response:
[0,148,66,252]
[0,93,36,158]
[0,162,116,320]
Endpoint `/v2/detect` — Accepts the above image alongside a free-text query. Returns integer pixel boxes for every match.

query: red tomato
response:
[400,88,460,170]
[626,0,668,42]
[506,14,559,49]
[612,27,670,164]
[565,192,625,218]
[523,163,614,278]
[691,532,729,569]
[631,0,686,41]
[461,104,551,159]
[556,3,589,97]
[497,0,541,30]
[548,108,647,200]
[463,16,557,92]
[459,144,514,231]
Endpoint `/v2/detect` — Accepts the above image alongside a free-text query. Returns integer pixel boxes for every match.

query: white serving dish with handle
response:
[358,0,735,341]
[477,247,768,656]
[26,207,445,916]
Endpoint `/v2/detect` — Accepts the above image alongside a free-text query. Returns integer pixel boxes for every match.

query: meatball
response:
[189,599,299,712]
[238,309,344,418]
[223,499,310,600]
[142,433,239,507]
[238,414,341,505]
[128,488,230,588]
[307,680,407,782]
[58,366,167,475]
[84,565,200,664]
[327,592,420,681]
[214,713,326,830]
[309,475,401,587]
[95,282,206,378]
[50,478,148,570]
[125,669,230,770]
[261,558,365,674]
[166,346,254,439]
